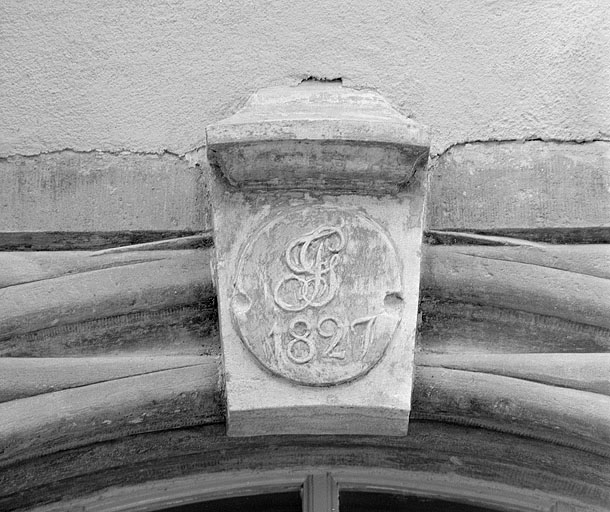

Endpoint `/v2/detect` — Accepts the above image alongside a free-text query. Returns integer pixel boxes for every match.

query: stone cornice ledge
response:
[206,81,429,193]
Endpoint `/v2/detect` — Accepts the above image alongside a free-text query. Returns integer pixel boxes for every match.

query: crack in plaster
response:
[0,147,185,161]
[430,136,610,159]
[2,137,609,162]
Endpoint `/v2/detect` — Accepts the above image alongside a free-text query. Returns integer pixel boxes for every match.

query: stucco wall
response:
[1,0,609,158]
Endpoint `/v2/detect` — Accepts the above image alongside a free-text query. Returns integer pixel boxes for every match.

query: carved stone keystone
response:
[206,81,429,436]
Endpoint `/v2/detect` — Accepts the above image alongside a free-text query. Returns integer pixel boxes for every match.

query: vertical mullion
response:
[302,473,339,512]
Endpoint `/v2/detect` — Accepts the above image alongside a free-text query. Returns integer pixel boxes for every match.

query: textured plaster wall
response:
[1,0,609,158]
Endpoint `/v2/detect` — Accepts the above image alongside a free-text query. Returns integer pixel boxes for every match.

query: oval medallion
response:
[231,207,403,386]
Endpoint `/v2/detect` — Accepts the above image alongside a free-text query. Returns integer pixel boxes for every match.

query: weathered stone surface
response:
[4,424,609,512]
[207,83,429,436]
[427,141,610,231]
[0,356,205,402]
[0,249,218,357]
[4,140,608,236]
[207,82,429,192]
[416,353,610,397]
[0,362,223,465]
[1,244,610,509]
[421,245,610,331]
[0,151,209,232]
[412,366,610,453]
[418,298,610,355]
[0,250,213,340]
[0,231,208,251]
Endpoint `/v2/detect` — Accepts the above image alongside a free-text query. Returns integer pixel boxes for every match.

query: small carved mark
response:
[384,292,404,310]
[231,292,251,315]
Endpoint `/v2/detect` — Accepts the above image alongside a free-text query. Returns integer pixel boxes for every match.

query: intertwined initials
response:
[273,226,345,312]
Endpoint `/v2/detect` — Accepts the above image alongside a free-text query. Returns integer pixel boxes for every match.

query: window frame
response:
[29,467,569,512]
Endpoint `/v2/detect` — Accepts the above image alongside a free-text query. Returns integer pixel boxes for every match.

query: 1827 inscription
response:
[231,207,403,386]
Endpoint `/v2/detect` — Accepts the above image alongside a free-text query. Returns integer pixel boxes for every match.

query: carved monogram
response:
[231,207,402,386]
[274,226,345,312]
